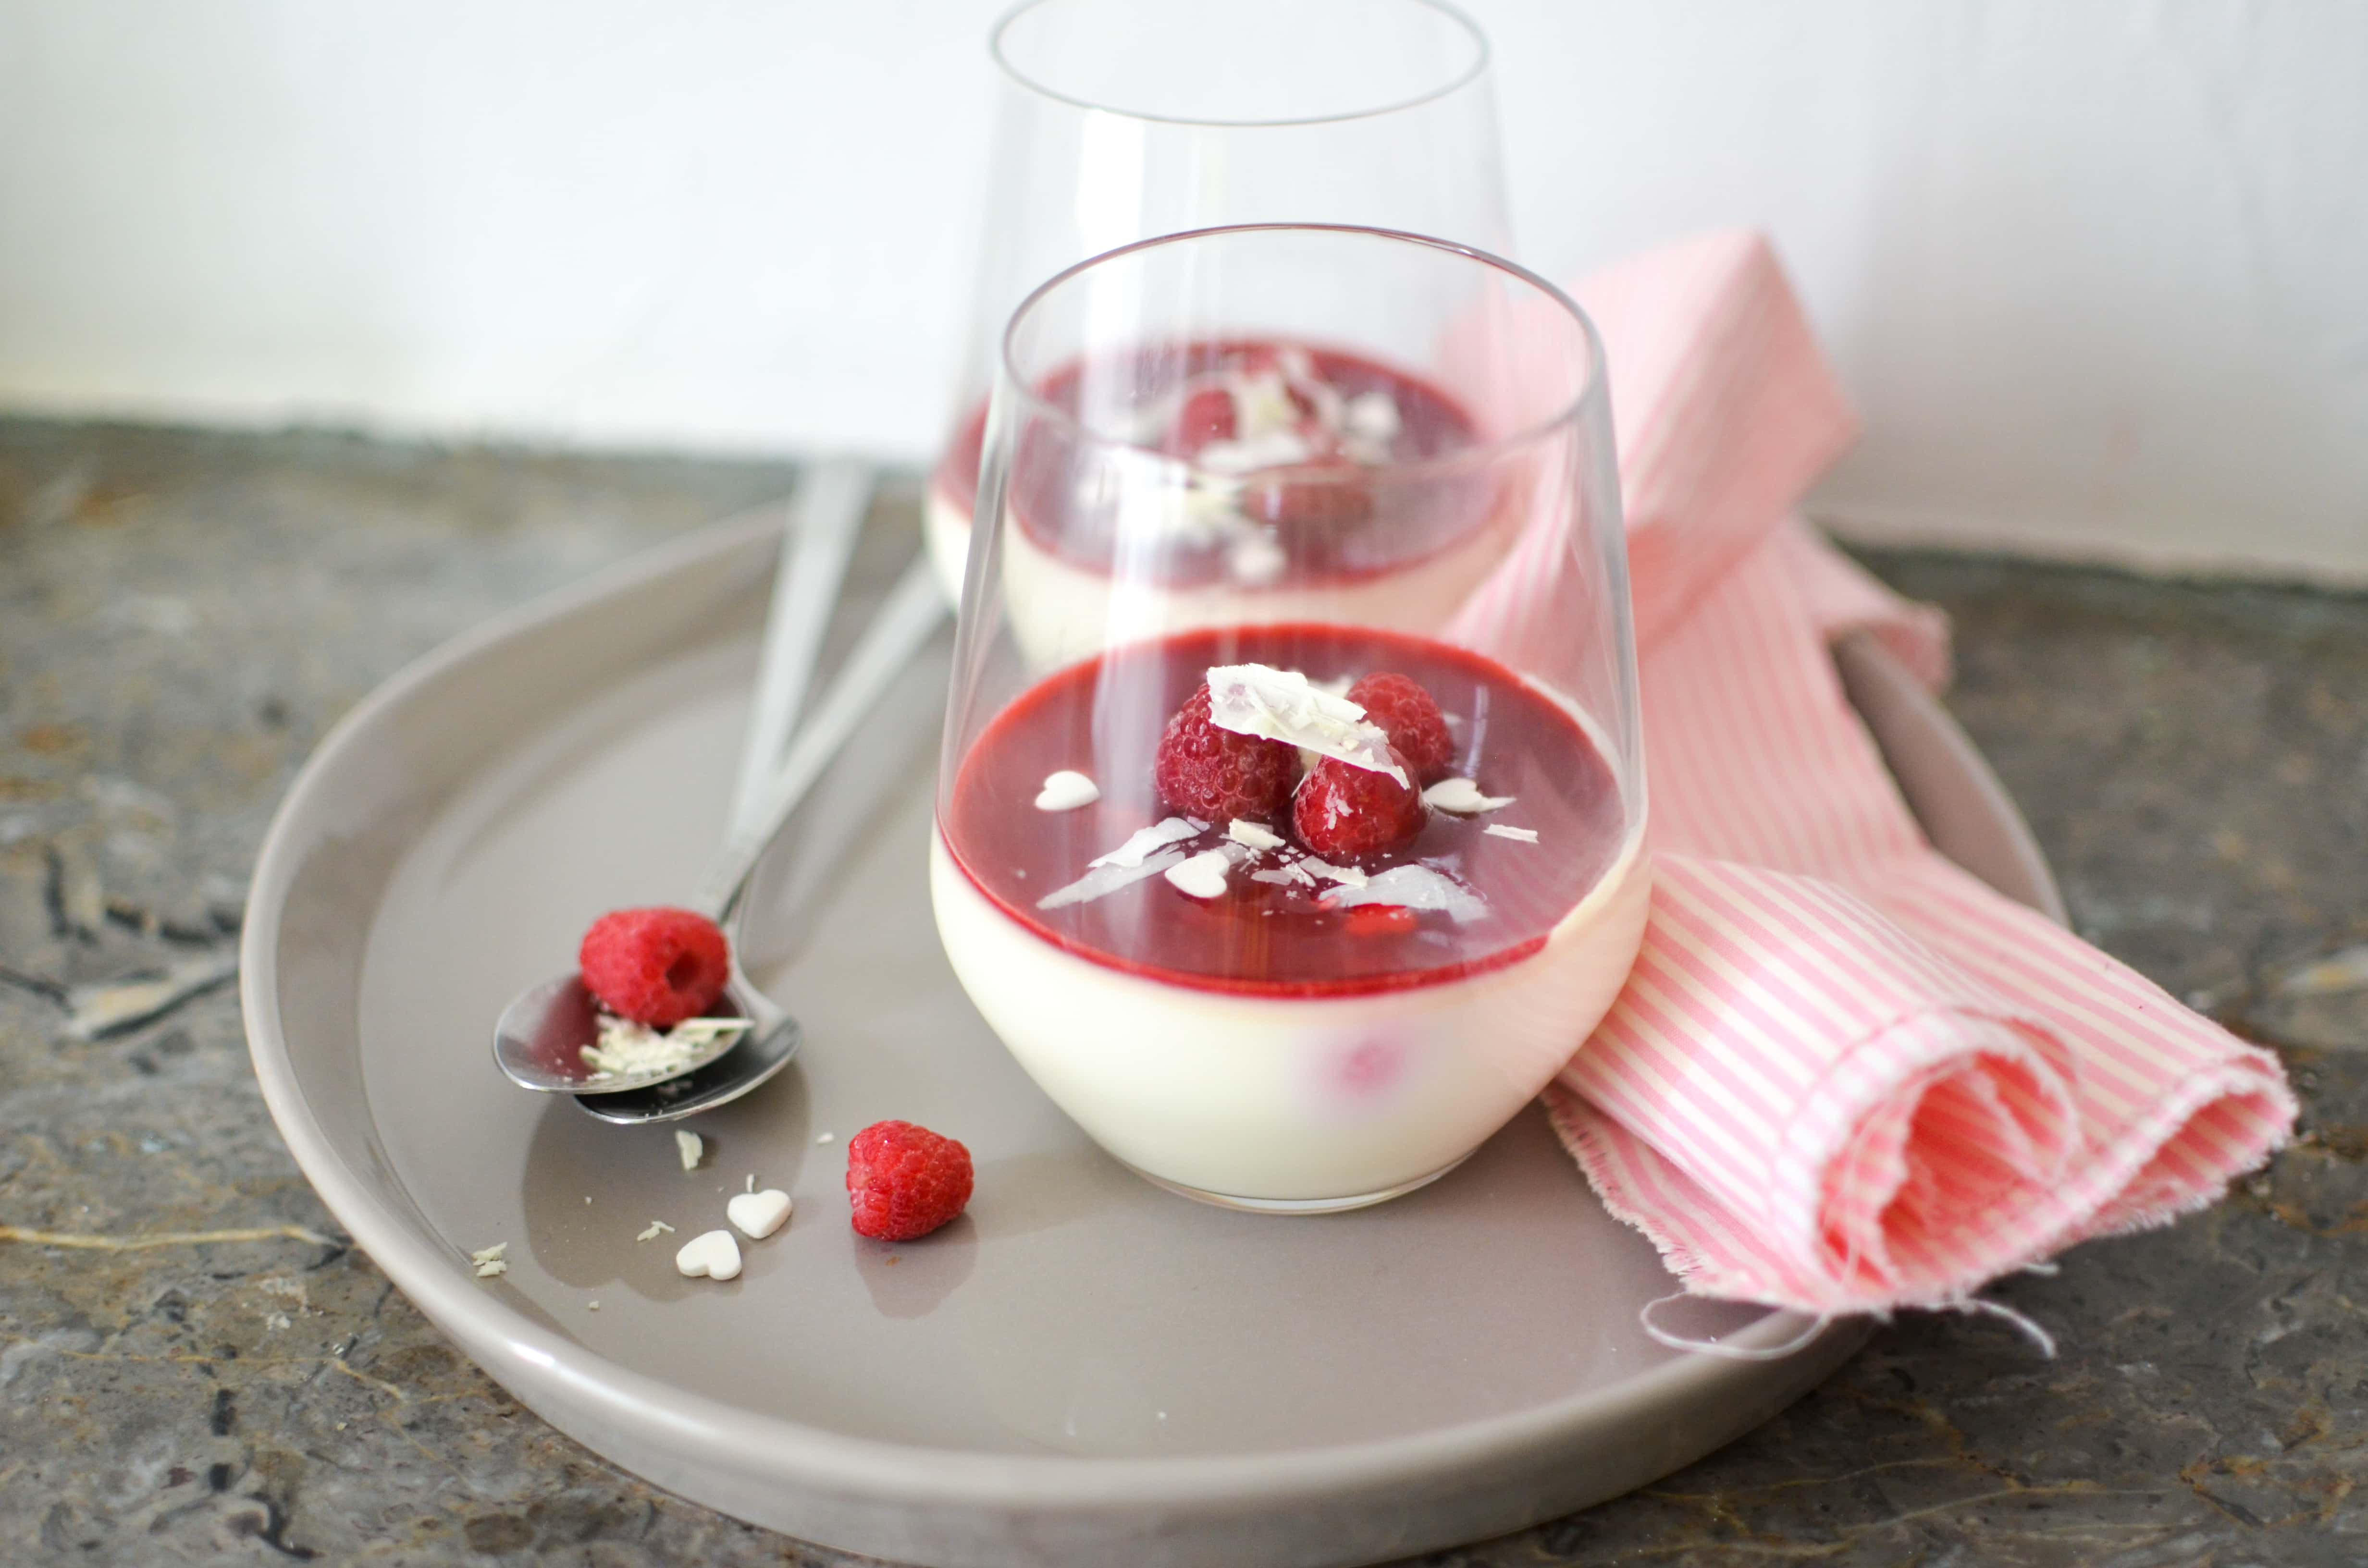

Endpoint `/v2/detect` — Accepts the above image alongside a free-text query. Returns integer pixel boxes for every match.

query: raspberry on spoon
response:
[846,1120,974,1241]
[1154,683,1300,822]
[1292,744,1426,861]
[1347,673,1454,784]
[578,906,730,1027]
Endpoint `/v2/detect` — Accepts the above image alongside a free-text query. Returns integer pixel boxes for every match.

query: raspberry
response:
[1292,746,1425,861]
[1344,904,1417,936]
[846,1120,974,1241]
[1239,468,1373,533]
[1170,386,1236,455]
[1347,673,1454,783]
[1153,683,1299,822]
[577,906,730,1027]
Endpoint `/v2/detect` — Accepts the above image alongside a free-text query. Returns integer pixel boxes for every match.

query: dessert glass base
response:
[1121,1150,1475,1215]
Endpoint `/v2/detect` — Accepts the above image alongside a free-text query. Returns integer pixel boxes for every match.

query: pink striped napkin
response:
[1475,233,2295,1319]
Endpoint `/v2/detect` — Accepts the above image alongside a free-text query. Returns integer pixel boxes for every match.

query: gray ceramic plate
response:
[242,509,2064,1568]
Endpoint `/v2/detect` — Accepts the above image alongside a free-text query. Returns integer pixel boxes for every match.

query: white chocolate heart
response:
[727,1188,792,1240]
[674,1229,741,1281]
[1033,770,1099,812]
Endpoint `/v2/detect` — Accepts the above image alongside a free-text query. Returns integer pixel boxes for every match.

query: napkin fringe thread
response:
[1635,1292,2061,1361]
[1554,1081,2072,1358]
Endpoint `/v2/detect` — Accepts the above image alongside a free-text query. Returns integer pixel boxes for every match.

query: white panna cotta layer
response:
[929,827,1652,1206]
[925,487,1520,671]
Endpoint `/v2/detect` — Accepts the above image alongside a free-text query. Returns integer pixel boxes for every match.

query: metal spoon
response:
[492,465,873,1098]
[493,552,947,1106]
[568,556,950,1124]
[491,471,942,1105]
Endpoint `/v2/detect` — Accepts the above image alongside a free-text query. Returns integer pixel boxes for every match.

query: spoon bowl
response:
[571,1009,802,1124]
[491,956,788,1097]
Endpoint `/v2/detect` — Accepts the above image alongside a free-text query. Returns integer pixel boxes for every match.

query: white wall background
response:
[2,1,2363,578]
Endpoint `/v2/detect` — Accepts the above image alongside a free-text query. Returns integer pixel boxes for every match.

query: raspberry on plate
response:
[578,906,730,1027]
[1154,683,1300,822]
[1293,745,1425,861]
[1347,672,1454,783]
[846,1120,974,1241]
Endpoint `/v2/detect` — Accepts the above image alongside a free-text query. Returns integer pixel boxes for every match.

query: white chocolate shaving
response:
[581,1014,748,1079]
[1226,819,1285,851]
[1090,817,1201,869]
[1229,531,1286,586]
[1423,777,1515,815]
[1204,664,1404,784]
[1484,824,1540,844]
[1324,865,1489,924]
[1344,389,1402,442]
[1234,369,1304,440]
[675,1129,703,1172]
[1196,429,1313,476]
[1038,850,1188,910]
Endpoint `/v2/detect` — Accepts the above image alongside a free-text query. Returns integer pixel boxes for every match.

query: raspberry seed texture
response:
[1292,744,1426,861]
[1346,673,1455,784]
[846,1120,975,1242]
[578,906,730,1027]
[1153,683,1300,822]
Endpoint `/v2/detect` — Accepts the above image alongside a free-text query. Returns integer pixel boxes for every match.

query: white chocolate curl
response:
[1204,664,1406,785]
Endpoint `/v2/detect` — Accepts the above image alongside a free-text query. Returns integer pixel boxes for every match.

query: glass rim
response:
[996,223,1609,487]
[987,0,1492,129]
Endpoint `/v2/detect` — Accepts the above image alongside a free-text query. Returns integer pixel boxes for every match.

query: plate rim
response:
[239,510,2029,1519]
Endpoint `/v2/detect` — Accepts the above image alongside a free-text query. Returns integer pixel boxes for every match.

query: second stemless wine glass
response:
[926,0,1513,600]
[932,225,1648,1213]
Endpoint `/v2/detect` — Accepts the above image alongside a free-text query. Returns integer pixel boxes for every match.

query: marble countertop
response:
[3,420,2361,1566]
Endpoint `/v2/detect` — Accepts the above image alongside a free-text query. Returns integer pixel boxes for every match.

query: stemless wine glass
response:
[925,0,1513,601]
[931,224,1649,1213]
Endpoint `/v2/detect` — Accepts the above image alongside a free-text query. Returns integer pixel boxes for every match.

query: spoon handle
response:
[725,461,874,836]
[692,554,950,921]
